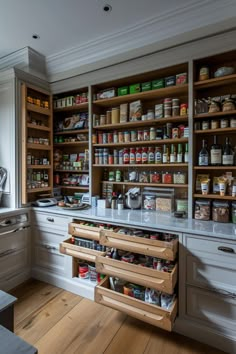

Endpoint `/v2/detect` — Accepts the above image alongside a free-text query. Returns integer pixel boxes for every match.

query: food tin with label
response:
[230,118,236,127]
[202,120,209,130]
[118,131,124,143]
[143,130,150,141]
[150,127,156,140]
[124,131,130,142]
[220,119,229,128]
[211,120,219,129]
[137,130,143,141]
[131,130,137,142]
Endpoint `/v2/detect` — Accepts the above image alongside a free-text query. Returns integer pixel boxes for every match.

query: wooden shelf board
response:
[27,123,50,131]
[27,187,52,193]
[58,185,89,190]
[27,143,51,150]
[93,163,188,167]
[53,102,88,112]
[194,166,236,170]
[193,194,236,200]
[101,181,188,187]
[54,170,89,173]
[194,74,236,89]
[27,103,51,116]
[93,84,188,106]
[93,116,188,130]
[195,127,236,134]
[194,110,236,119]
[54,141,89,146]
[27,165,51,169]
[93,138,188,148]
[54,129,88,135]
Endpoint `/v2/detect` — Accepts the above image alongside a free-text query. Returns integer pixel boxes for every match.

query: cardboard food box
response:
[120,103,128,122]
[141,82,152,92]
[129,83,141,94]
[118,86,129,96]
[176,72,188,85]
[152,79,165,89]
[129,100,142,121]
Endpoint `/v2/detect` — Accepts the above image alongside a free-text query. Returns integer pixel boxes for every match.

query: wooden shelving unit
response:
[21,83,53,204]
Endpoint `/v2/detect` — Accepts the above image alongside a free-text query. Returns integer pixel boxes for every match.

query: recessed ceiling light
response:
[103,4,112,12]
[32,34,40,40]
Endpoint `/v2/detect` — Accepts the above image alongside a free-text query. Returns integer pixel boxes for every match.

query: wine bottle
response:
[210,135,222,166]
[222,137,234,166]
[177,143,183,163]
[170,144,176,163]
[198,140,209,166]
[184,143,189,163]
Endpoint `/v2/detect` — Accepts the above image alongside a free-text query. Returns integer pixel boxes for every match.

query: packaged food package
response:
[120,103,128,122]
[129,100,142,121]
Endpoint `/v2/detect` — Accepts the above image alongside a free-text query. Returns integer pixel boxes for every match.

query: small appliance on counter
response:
[125,188,141,209]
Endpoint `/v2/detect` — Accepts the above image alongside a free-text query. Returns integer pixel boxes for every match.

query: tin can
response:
[108,154,114,164]
[150,127,156,140]
[102,133,107,144]
[113,130,118,143]
[124,131,130,142]
[172,128,179,139]
[108,132,113,143]
[143,130,150,141]
[92,134,97,144]
[118,131,124,143]
[106,111,112,124]
[211,120,219,129]
[123,148,130,164]
[137,130,143,141]
[100,115,106,125]
[119,149,123,164]
[113,149,118,164]
[131,130,137,142]
[220,119,228,128]
[98,132,103,144]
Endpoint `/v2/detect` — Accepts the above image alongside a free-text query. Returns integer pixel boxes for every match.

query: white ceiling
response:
[0,0,236,79]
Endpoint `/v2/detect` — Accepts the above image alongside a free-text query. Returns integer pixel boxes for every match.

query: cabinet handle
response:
[47,217,54,222]
[218,246,234,254]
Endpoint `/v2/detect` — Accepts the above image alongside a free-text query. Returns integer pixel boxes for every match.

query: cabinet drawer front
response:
[0,229,28,254]
[100,230,178,260]
[185,234,236,263]
[96,256,177,294]
[32,212,70,232]
[187,254,236,293]
[95,277,177,331]
[60,238,106,263]
[34,244,66,275]
[33,227,66,245]
[68,222,101,240]
[0,248,29,280]
[187,286,236,331]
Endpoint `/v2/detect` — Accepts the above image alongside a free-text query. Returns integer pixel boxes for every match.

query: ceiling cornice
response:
[46,0,236,82]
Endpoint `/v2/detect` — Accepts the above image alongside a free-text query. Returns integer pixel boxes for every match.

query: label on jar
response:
[222,155,234,165]
[202,121,209,130]
[220,119,228,128]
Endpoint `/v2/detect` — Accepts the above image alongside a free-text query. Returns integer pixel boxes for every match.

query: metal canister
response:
[137,130,143,141]
[118,131,124,143]
[118,149,123,164]
[102,132,107,144]
[131,130,137,142]
[143,130,150,141]
[98,132,103,144]
[124,131,130,142]
[108,132,113,143]
[150,127,156,140]
[113,149,118,164]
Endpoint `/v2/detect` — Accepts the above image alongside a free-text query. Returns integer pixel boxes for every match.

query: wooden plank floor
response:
[9,279,226,354]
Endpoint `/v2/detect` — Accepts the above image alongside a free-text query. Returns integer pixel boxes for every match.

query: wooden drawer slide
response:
[68,222,102,241]
[95,277,177,331]
[96,256,177,294]
[60,238,106,262]
[100,230,178,260]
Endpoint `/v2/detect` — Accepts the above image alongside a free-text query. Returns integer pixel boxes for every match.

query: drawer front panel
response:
[95,277,177,331]
[32,211,70,232]
[0,229,28,254]
[187,285,236,331]
[187,254,236,293]
[184,234,236,264]
[34,243,66,275]
[33,227,66,245]
[68,222,101,240]
[0,248,29,280]
[96,256,177,294]
[60,238,106,263]
[100,230,178,260]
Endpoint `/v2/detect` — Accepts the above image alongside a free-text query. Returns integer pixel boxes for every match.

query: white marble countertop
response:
[0,208,28,217]
[32,206,236,241]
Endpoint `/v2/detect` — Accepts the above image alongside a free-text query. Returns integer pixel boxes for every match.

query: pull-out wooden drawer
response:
[95,277,177,331]
[68,222,102,241]
[60,238,106,263]
[100,230,178,261]
[96,256,177,294]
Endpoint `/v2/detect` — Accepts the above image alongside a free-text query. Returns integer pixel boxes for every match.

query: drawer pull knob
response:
[47,217,54,222]
[218,246,234,253]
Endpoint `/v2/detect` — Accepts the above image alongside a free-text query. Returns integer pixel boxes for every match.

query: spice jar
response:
[212,201,229,223]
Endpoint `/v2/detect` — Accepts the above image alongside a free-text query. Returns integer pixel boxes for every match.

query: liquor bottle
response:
[210,135,222,166]
[198,140,209,166]
[170,144,176,163]
[184,143,189,163]
[177,144,183,163]
[222,137,234,166]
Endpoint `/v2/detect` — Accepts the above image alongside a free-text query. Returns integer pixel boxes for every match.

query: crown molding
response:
[0,47,47,80]
[47,0,236,82]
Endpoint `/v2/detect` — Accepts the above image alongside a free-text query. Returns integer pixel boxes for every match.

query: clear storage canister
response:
[212,200,230,223]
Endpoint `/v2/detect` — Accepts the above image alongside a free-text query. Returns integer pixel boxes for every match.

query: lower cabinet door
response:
[0,248,29,280]
[95,277,177,331]
[96,256,177,294]
[34,243,66,276]
[186,285,236,331]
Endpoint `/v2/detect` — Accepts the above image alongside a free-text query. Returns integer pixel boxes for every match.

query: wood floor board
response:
[9,280,227,354]
[35,298,127,354]
[14,290,83,345]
